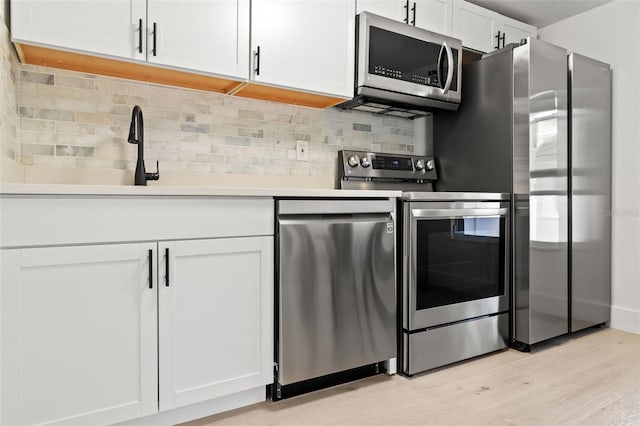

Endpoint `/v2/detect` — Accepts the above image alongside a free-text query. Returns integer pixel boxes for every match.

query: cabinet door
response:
[356,0,405,22]
[0,244,158,426]
[10,0,146,61]
[158,237,273,411]
[147,0,250,79]
[452,0,495,52]
[413,0,453,34]
[251,0,356,97]
[495,17,537,47]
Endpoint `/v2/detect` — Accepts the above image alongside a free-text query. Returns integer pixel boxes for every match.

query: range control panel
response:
[339,150,437,182]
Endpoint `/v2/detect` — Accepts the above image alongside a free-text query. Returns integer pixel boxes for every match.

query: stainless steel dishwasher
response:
[274,198,396,399]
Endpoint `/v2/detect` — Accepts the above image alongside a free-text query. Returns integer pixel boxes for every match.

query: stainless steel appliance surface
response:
[275,198,396,396]
[403,198,510,331]
[401,196,510,374]
[433,39,611,349]
[569,53,612,332]
[336,12,462,118]
[339,150,510,376]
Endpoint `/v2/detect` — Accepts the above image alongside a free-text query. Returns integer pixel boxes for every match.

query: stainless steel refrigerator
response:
[433,38,611,348]
[568,52,612,334]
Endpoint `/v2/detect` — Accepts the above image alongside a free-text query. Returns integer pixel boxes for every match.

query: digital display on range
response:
[372,155,413,171]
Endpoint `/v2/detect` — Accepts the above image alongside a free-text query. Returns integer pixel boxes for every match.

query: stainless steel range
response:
[339,150,510,375]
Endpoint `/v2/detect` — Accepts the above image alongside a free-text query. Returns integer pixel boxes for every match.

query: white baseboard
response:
[116,387,265,426]
[610,305,640,334]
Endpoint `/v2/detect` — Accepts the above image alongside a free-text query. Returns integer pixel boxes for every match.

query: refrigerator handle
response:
[439,42,454,95]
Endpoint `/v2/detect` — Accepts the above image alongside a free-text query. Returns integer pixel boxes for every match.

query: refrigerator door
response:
[569,53,612,332]
[513,39,569,345]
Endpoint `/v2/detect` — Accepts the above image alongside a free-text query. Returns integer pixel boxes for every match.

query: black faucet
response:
[128,105,159,186]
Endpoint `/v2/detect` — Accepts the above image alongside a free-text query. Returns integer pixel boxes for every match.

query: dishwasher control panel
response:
[339,150,437,183]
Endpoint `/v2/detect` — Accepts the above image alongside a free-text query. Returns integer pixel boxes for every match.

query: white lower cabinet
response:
[0,195,275,426]
[1,236,273,425]
[158,237,273,411]
[1,243,159,426]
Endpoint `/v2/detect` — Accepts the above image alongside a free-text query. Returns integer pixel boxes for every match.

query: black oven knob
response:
[360,156,371,168]
[426,159,435,171]
[347,154,360,167]
[414,159,425,171]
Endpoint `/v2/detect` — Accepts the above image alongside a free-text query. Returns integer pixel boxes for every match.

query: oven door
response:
[403,201,510,331]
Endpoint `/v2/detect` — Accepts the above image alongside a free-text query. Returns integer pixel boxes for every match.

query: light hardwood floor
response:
[184,328,640,425]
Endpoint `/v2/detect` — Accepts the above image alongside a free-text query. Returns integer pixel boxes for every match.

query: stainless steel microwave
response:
[337,12,462,118]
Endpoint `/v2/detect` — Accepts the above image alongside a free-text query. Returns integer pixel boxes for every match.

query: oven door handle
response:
[411,208,509,218]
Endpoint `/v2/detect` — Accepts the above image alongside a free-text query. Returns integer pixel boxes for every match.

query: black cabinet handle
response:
[494,30,502,49]
[495,31,506,49]
[148,249,153,289]
[404,0,409,23]
[165,248,170,287]
[138,18,143,54]
[153,22,157,56]
[411,2,416,26]
[255,45,260,75]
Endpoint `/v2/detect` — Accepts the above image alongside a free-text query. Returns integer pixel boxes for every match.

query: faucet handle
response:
[146,160,160,182]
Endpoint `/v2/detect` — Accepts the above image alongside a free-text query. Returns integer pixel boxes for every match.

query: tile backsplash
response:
[0,20,18,166]
[1,22,415,187]
[18,67,414,179]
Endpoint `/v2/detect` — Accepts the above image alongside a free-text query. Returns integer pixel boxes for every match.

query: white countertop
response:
[0,183,401,198]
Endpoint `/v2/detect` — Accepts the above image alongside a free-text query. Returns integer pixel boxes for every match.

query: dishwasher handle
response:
[277,199,394,216]
[278,213,394,228]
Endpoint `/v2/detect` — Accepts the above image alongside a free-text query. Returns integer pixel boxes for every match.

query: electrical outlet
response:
[296,140,309,161]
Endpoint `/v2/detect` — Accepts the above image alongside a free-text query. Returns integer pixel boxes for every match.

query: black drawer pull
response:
[165,248,170,287]
[255,45,260,75]
[411,2,416,26]
[153,22,157,56]
[138,18,143,54]
[148,249,153,289]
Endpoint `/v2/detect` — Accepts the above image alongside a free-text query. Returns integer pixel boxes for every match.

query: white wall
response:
[1,0,7,29]
[539,0,640,334]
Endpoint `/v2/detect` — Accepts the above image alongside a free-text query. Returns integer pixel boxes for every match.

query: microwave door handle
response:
[437,43,444,90]
[441,42,454,95]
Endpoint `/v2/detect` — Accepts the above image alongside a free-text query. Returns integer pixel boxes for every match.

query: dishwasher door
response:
[277,199,396,386]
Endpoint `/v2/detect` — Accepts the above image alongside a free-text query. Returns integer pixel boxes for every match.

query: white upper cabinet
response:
[452,0,496,52]
[496,16,537,47]
[452,0,536,52]
[251,0,356,97]
[356,0,405,21]
[11,0,147,61]
[11,0,250,80]
[356,0,452,34]
[146,0,250,79]
[413,0,453,35]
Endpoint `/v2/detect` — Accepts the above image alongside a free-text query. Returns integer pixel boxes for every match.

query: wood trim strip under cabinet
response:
[17,43,347,109]
[18,43,244,94]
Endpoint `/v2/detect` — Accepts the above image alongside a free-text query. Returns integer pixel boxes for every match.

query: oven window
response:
[416,217,505,310]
